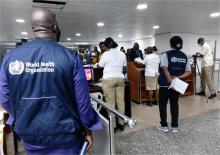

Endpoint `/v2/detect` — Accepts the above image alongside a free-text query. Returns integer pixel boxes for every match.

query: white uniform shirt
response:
[143,53,160,77]
[200,42,214,67]
[98,48,127,79]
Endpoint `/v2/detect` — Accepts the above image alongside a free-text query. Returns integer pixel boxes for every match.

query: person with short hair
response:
[92,46,99,64]
[196,38,216,99]
[120,47,126,53]
[98,42,107,62]
[127,42,143,62]
[157,36,191,133]
[0,8,102,154]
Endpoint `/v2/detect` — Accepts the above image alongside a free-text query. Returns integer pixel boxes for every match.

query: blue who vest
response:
[158,50,188,87]
[3,39,84,147]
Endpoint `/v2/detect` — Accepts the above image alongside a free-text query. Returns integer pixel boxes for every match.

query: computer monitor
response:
[84,68,93,82]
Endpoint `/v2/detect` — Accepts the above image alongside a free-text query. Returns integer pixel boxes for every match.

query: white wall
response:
[131,37,155,52]
[155,32,220,59]
[155,33,172,53]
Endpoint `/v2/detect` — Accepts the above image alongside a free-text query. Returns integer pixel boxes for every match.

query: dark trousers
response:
[159,87,180,127]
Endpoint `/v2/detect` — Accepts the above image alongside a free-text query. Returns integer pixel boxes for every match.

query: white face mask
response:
[199,44,202,47]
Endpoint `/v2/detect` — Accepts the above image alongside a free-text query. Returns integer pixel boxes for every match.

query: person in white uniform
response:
[98,37,127,131]
[196,38,217,99]
[135,47,160,106]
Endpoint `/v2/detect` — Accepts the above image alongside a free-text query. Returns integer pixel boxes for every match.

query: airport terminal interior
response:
[0,0,220,155]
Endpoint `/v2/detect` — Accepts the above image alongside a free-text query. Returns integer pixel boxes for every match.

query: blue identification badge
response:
[79,140,89,155]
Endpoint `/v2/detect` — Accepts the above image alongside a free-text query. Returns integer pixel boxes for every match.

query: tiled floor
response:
[116,109,220,154]
[6,92,220,155]
[121,93,220,134]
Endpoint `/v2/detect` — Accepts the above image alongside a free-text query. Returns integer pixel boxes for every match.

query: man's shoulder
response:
[203,42,211,50]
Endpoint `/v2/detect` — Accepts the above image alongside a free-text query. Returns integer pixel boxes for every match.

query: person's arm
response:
[98,53,105,68]
[196,44,208,57]
[72,54,102,150]
[177,58,192,79]
[123,54,127,74]
[162,66,173,84]
[0,60,14,125]
[177,71,191,79]
[160,53,173,84]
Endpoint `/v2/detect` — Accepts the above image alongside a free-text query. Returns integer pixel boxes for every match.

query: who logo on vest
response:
[9,60,25,75]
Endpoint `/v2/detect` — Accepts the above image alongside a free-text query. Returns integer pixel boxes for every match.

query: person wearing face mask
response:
[196,38,217,99]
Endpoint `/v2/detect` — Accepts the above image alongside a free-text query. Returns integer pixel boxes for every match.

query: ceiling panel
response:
[0,0,219,43]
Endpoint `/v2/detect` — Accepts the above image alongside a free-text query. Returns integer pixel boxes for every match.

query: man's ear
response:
[53,25,61,42]
[52,25,58,33]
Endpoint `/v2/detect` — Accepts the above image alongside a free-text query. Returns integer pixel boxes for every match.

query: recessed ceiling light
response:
[21,32,28,35]
[210,12,220,18]
[153,25,160,29]
[97,22,104,27]
[75,33,81,36]
[67,38,71,41]
[16,19,25,23]
[137,4,148,10]
[118,34,123,38]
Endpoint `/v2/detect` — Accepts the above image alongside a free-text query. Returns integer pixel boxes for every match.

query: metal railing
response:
[90,94,137,155]
[90,94,137,128]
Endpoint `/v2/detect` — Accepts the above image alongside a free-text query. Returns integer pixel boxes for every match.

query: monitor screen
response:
[84,68,93,81]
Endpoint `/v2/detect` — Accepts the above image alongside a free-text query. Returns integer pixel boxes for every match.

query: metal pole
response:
[90,95,137,128]
[109,114,115,155]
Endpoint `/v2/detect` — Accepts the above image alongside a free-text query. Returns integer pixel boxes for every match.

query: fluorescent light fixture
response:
[75,33,81,36]
[153,25,160,29]
[137,4,148,10]
[210,12,220,18]
[16,19,25,23]
[24,38,28,40]
[21,32,28,35]
[118,34,123,38]
[76,42,88,45]
[67,38,71,41]
[97,22,104,27]
[142,35,154,38]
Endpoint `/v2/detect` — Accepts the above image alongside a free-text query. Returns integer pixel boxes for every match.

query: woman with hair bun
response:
[98,37,127,131]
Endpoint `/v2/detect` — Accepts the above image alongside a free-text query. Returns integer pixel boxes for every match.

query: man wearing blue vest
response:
[157,36,191,133]
[0,8,102,154]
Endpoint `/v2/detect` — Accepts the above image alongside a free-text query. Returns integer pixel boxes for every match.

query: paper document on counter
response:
[169,78,189,94]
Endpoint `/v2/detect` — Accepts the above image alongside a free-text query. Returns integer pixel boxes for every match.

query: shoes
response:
[152,101,158,105]
[170,127,178,133]
[146,101,152,107]
[156,124,169,132]
[114,128,117,133]
[196,91,206,96]
[208,93,217,99]
[117,124,124,131]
